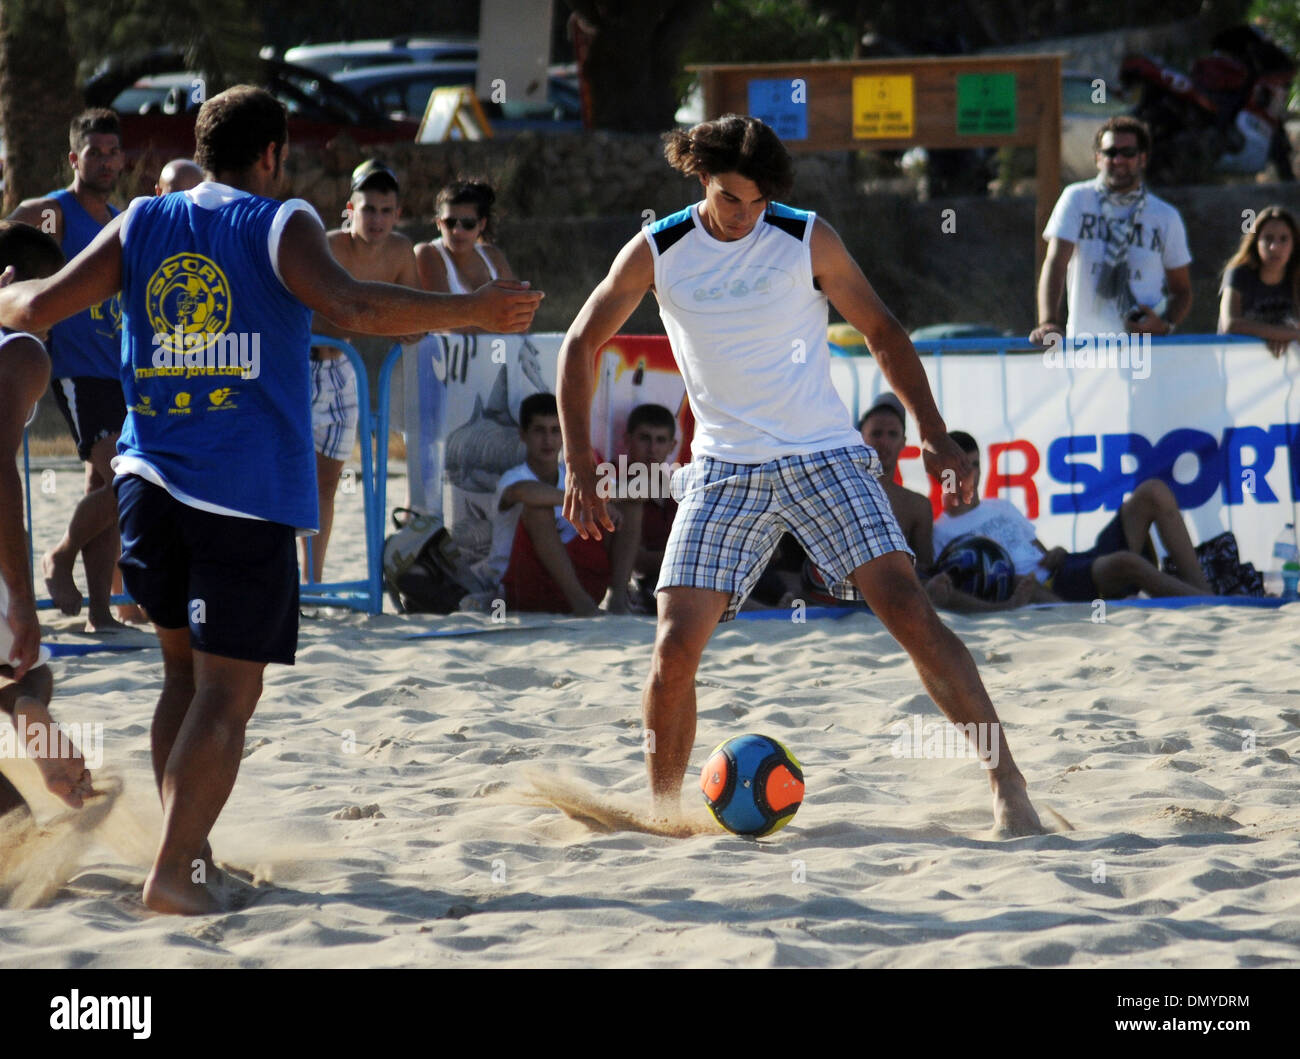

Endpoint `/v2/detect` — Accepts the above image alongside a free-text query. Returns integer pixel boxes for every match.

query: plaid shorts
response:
[657,445,913,621]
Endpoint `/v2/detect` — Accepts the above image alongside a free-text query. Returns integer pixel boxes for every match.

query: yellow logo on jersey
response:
[208,387,236,408]
[90,293,123,337]
[168,391,192,415]
[146,253,233,354]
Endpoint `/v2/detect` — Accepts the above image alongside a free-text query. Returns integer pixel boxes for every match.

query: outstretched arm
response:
[0,213,125,333]
[279,213,542,336]
[558,234,654,539]
[812,218,973,504]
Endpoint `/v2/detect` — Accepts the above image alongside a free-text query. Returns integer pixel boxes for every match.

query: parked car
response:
[334,62,582,132]
[84,49,419,164]
[282,36,479,76]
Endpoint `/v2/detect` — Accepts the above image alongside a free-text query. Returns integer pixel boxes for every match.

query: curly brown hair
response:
[662,115,794,201]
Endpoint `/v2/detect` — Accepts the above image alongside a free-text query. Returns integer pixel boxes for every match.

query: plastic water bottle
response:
[1268,523,1300,600]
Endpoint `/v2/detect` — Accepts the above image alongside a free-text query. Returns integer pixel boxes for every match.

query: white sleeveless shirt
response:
[432,239,499,294]
[644,202,863,464]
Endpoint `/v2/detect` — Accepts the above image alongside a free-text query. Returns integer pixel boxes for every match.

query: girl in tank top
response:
[415,180,515,332]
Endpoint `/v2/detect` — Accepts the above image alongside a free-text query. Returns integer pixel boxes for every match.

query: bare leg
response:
[853,552,1045,836]
[641,587,729,812]
[81,438,129,632]
[1,665,94,808]
[149,626,214,874]
[300,451,343,584]
[143,648,266,915]
[520,505,600,615]
[1091,550,1201,598]
[1120,479,1212,593]
[601,500,643,614]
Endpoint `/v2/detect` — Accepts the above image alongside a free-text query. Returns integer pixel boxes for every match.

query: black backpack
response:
[381,509,482,613]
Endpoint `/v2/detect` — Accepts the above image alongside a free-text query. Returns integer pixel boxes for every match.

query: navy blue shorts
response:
[1049,512,1155,602]
[115,474,299,664]
[52,376,126,462]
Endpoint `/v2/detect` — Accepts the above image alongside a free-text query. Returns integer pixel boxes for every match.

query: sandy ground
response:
[2,461,1299,967]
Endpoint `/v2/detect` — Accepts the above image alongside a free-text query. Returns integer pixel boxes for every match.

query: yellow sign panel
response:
[852,75,914,138]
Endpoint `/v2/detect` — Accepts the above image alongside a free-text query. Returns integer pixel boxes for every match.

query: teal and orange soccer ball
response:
[700,734,805,836]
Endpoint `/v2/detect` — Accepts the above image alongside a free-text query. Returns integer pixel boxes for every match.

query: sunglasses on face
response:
[439,216,480,230]
[1099,146,1140,159]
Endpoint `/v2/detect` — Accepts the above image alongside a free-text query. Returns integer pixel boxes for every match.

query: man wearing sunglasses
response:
[1030,116,1192,344]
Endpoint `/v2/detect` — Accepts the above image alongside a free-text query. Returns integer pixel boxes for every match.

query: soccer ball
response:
[700,734,805,836]
[932,534,1015,602]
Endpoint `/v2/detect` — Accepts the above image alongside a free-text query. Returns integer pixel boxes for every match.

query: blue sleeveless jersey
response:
[47,189,121,380]
[117,188,316,529]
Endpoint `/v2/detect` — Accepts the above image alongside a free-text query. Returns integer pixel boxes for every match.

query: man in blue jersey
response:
[0,86,543,913]
[558,115,1045,837]
[9,110,137,631]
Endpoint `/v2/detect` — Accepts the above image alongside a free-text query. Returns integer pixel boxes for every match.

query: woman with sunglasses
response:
[1218,204,1300,358]
[415,180,516,332]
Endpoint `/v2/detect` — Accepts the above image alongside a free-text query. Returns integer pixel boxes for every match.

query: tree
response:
[0,0,80,213]
[566,0,708,132]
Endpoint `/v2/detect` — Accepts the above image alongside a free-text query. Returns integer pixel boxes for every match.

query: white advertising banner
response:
[849,338,1300,574]
[401,333,1298,576]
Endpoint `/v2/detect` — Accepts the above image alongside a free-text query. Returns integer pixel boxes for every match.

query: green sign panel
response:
[956,73,1017,134]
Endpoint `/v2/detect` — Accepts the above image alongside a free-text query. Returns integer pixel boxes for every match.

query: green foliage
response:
[67,0,261,85]
[1249,0,1300,56]
[682,0,855,66]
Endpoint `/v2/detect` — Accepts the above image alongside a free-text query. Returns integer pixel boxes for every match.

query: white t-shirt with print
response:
[1044,180,1192,337]
[933,498,1046,580]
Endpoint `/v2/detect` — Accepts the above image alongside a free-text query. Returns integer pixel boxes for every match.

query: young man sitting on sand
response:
[491,393,640,615]
[0,222,94,815]
[624,403,679,612]
[931,430,1213,607]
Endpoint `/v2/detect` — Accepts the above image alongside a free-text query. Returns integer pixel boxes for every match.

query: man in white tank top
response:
[557,116,1045,837]
[0,222,95,815]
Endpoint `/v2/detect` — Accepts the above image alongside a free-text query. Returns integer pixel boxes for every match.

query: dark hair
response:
[519,392,558,431]
[1221,204,1300,308]
[627,403,676,435]
[355,171,399,196]
[662,115,794,201]
[437,179,497,239]
[195,86,287,176]
[69,109,121,153]
[1093,115,1151,156]
[948,430,979,455]
[0,221,65,281]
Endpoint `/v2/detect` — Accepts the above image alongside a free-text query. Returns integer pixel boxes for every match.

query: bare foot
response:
[143,867,220,915]
[992,776,1047,837]
[84,613,131,634]
[14,700,95,808]
[114,602,148,625]
[41,551,82,617]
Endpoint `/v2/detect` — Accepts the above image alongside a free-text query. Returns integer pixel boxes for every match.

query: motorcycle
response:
[1119,24,1295,185]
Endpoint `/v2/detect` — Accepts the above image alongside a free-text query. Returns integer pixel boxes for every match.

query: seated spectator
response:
[857,392,934,572]
[624,403,679,610]
[489,393,640,615]
[1218,204,1300,358]
[930,431,1213,611]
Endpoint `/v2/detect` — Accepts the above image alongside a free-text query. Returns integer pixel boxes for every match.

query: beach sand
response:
[2,463,1299,967]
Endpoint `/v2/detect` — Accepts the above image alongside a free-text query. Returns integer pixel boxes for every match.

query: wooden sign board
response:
[690,54,1064,275]
[417,87,494,143]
